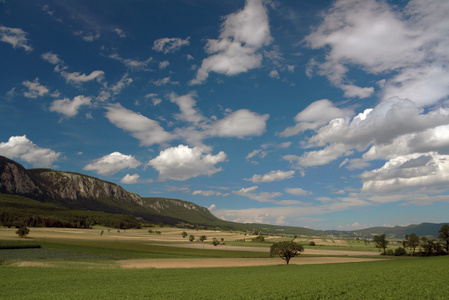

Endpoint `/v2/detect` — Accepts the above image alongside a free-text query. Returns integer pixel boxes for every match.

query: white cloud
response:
[113,28,126,38]
[105,103,175,146]
[192,190,223,197]
[269,69,279,79]
[210,109,269,138]
[152,37,190,54]
[0,135,60,167]
[361,153,449,193]
[120,173,140,184]
[169,92,205,125]
[159,61,169,69]
[190,0,272,84]
[22,78,49,98]
[49,95,91,117]
[148,144,227,181]
[305,0,449,103]
[233,186,303,206]
[41,52,64,65]
[109,53,153,71]
[151,77,179,86]
[284,187,311,197]
[279,99,353,137]
[61,70,104,83]
[98,73,133,101]
[83,152,141,175]
[283,143,352,167]
[245,170,295,183]
[0,26,33,52]
[74,31,100,42]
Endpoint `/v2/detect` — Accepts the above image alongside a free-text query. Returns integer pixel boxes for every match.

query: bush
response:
[394,247,407,256]
[309,241,316,246]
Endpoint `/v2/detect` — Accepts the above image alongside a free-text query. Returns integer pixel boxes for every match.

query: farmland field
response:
[1,227,447,299]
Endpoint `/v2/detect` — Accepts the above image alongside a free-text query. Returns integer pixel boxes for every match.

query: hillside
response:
[0,156,446,237]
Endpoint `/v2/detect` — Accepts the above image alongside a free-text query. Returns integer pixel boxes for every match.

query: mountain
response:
[0,156,327,235]
[0,156,446,237]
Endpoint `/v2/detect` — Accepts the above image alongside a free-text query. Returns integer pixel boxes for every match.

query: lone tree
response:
[374,234,389,255]
[270,241,304,265]
[16,226,30,238]
[404,233,420,255]
[438,224,449,253]
[199,235,207,242]
[181,231,188,238]
[189,235,195,242]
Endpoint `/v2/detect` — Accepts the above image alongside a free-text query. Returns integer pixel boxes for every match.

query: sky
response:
[1,0,449,231]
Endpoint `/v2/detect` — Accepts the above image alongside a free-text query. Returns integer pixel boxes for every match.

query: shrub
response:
[309,241,316,246]
[394,247,407,256]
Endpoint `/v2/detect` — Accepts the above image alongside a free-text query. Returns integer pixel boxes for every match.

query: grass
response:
[0,256,447,299]
[0,239,270,261]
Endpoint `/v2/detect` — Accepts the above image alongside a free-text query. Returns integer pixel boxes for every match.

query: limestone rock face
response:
[0,156,142,205]
[0,156,44,197]
[32,170,142,203]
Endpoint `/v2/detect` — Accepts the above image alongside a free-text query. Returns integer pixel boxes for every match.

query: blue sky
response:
[1,0,449,230]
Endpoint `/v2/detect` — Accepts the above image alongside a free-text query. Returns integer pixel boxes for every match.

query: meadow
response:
[1,227,447,299]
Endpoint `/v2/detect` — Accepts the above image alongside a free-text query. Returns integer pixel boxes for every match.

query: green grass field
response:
[1,256,447,299]
[1,227,448,299]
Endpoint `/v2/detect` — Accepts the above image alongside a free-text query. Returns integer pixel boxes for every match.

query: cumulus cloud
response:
[0,26,33,52]
[0,135,60,167]
[152,37,190,54]
[105,103,175,146]
[190,0,272,84]
[305,0,449,102]
[148,145,227,181]
[83,152,141,175]
[210,109,269,138]
[169,92,206,125]
[49,95,91,117]
[361,153,449,193]
[279,99,354,137]
[120,173,140,184]
[245,170,295,183]
[22,78,49,98]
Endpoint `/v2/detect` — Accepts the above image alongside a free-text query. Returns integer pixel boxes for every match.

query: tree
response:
[438,224,449,253]
[404,233,420,255]
[16,226,30,238]
[270,241,304,265]
[181,231,188,238]
[199,235,207,242]
[189,235,195,242]
[374,234,389,255]
[212,238,220,246]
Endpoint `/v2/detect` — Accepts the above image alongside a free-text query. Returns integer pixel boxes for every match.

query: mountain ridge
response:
[0,156,446,237]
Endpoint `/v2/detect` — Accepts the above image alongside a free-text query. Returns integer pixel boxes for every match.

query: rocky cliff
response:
[0,156,44,197]
[29,169,142,204]
[0,156,142,205]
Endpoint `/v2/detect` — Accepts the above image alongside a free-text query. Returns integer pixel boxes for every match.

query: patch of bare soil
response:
[149,243,379,256]
[120,257,382,269]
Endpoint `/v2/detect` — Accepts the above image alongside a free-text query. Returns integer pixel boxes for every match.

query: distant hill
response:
[0,155,446,237]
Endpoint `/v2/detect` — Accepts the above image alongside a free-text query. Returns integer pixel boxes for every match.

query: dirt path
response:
[150,243,379,256]
[119,257,382,269]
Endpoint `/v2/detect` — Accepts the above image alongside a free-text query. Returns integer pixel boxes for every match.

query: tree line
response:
[0,210,141,229]
[374,224,449,256]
